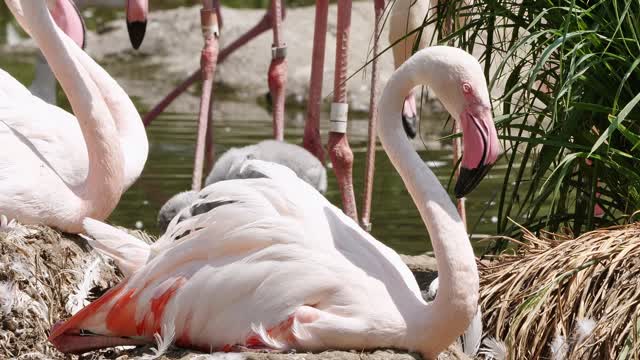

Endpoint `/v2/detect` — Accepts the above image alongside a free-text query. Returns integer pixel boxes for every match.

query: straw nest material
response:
[479,222,640,359]
[0,219,152,359]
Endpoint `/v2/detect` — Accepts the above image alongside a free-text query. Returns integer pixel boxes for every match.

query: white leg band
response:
[330,102,349,133]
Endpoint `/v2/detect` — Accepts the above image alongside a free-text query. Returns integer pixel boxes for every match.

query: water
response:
[0,2,504,255]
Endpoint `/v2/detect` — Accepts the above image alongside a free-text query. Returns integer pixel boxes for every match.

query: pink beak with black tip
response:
[50,0,86,49]
[455,103,500,198]
[126,0,148,49]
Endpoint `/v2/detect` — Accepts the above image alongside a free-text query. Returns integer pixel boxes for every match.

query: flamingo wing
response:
[0,68,88,187]
[53,172,408,353]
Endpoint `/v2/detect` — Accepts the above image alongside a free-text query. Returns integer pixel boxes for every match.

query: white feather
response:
[479,337,508,360]
[82,218,150,276]
[462,307,483,356]
[250,323,286,350]
[427,277,439,300]
[0,281,16,315]
[572,317,596,347]
[65,253,102,315]
[550,333,567,360]
[141,323,176,360]
[0,280,47,320]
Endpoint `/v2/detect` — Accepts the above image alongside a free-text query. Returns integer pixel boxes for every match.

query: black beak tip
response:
[126,20,147,50]
[402,114,418,139]
[454,164,493,199]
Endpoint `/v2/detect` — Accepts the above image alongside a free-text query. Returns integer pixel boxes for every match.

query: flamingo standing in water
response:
[30,0,149,105]
[29,0,85,104]
[49,43,499,358]
[0,0,148,233]
[139,1,287,189]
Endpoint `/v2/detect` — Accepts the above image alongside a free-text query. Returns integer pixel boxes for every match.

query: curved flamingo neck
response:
[8,0,124,231]
[61,33,148,190]
[377,49,479,357]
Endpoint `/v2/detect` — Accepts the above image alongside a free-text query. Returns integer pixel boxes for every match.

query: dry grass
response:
[0,223,121,359]
[479,222,640,359]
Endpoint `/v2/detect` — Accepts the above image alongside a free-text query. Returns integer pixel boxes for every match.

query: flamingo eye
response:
[462,83,472,94]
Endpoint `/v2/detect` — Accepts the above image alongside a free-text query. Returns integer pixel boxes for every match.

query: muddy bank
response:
[83,3,398,113]
[0,225,473,360]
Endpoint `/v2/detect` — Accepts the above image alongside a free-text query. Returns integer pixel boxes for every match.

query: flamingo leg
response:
[268,0,287,141]
[143,5,285,127]
[302,0,329,163]
[192,0,219,191]
[361,0,385,231]
[328,0,358,221]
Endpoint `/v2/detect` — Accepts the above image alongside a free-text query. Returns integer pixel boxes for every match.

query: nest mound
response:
[479,222,640,359]
[0,222,151,359]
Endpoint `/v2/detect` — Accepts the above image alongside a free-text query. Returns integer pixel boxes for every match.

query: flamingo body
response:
[52,46,500,358]
[1,0,147,233]
[54,161,421,354]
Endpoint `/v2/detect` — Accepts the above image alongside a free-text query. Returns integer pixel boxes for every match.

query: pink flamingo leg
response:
[328,0,358,221]
[143,5,285,127]
[192,0,219,191]
[361,0,385,231]
[302,0,329,163]
[268,0,287,141]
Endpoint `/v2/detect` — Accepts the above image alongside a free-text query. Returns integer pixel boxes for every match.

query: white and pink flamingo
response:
[44,8,500,354]
[30,0,149,105]
[0,0,148,233]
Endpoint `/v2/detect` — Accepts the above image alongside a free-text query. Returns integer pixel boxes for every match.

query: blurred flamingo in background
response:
[30,0,149,105]
[1,0,147,233]
[388,0,473,226]
[137,0,287,191]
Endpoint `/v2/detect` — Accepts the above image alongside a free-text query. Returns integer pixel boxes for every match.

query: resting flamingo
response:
[49,43,499,358]
[1,0,148,233]
[157,140,327,233]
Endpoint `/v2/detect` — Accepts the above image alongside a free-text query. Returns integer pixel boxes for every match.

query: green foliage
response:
[435,0,640,242]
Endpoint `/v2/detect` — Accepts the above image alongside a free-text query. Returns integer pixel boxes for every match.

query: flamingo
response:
[389,0,474,225]
[1,0,148,233]
[30,0,149,105]
[157,140,327,233]
[139,1,287,187]
[49,44,499,358]
[29,0,85,105]
[124,0,148,49]
[388,0,434,139]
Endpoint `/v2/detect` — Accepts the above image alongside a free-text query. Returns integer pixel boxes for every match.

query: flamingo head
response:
[48,0,86,49]
[126,0,148,49]
[455,82,500,198]
[421,47,501,198]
